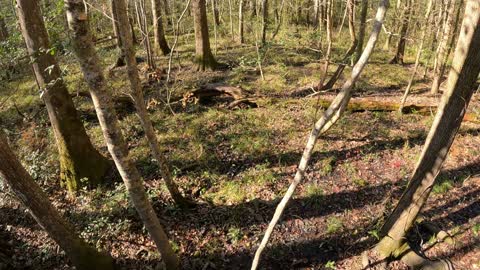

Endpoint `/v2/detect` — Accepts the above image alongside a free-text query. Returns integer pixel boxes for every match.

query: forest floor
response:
[0,29,479,270]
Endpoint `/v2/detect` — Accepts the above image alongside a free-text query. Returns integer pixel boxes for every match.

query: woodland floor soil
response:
[0,34,479,269]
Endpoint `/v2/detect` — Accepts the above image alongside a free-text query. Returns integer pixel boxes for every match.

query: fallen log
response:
[315,98,479,122]
[183,84,258,109]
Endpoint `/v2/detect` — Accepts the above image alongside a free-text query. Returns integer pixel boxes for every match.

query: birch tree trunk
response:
[64,1,180,268]
[0,132,114,270]
[250,1,389,269]
[16,0,110,194]
[375,2,480,269]
[152,0,171,55]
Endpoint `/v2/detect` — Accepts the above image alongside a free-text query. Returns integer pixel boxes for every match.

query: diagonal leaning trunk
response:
[375,1,480,269]
[115,0,195,208]
[64,1,179,269]
[0,131,114,270]
[250,1,389,269]
[16,0,110,194]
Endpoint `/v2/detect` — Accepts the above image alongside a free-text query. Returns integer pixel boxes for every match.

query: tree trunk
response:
[250,1,389,269]
[152,0,171,55]
[135,0,155,69]
[261,0,268,45]
[390,0,412,64]
[0,132,114,270]
[354,0,368,62]
[0,16,8,41]
[317,0,333,89]
[431,0,456,94]
[399,0,434,110]
[376,2,480,269]
[212,0,220,26]
[321,0,357,90]
[16,0,110,194]
[64,1,180,269]
[118,0,195,207]
[239,0,245,43]
[192,0,218,70]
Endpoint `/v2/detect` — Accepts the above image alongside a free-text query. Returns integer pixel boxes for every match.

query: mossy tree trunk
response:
[376,2,480,268]
[151,0,171,55]
[64,1,180,268]
[192,0,218,71]
[16,0,110,194]
[0,131,114,270]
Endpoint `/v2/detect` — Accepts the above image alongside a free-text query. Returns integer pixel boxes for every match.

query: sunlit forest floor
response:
[1,27,479,269]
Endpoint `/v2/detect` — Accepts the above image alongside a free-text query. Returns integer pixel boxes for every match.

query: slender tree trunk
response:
[390,0,412,64]
[211,0,220,26]
[431,0,456,94]
[0,16,9,41]
[317,0,333,89]
[135,0,155,69]
[64,1,180,269]
[118,0,196,207]
[228,0,234,39]
[261,0,268,45]
[192,0,218,70]
[239,0,245,43]
[321,0,357,90]
[152,0,171,55]
[400,0,434,110]
[375,3,480,269]
[271,0,285,39]
[354,0,368,62]
[16,0,110,193]
[0,132,114,270]
[250,1,389,269]
[314,0,320,27]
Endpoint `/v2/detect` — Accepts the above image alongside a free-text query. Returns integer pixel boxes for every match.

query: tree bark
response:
[192,0,218,70]
[64,1,180,268]
[250,1,389,269]
[376,2,480,269]
[16,0,110,194]
[152,0,171,55]
[0,132,114,270]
